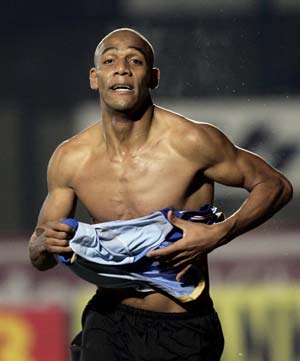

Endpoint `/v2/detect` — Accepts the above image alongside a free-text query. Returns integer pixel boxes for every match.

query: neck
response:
[101,99,155,157]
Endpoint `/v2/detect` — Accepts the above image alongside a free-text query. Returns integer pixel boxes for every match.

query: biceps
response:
[37,188,77,227]
[203,148,275,191]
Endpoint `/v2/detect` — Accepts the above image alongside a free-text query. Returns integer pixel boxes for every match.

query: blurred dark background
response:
[0,2,299,361]
[0,0,299,231]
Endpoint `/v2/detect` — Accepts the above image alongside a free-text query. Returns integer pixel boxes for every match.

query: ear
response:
[149,67,160,89]
[89,67,99,91]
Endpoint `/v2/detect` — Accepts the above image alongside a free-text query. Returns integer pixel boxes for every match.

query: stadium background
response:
[0,1,299,360]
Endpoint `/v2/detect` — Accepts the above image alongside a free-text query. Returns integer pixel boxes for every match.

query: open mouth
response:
[110,84,133,92]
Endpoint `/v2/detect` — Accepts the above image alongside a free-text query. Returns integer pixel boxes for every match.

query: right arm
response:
[29,144,77,271]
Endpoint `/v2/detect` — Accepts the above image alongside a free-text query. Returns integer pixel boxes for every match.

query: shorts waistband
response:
[86,292,214,321]
[114,302,215,320]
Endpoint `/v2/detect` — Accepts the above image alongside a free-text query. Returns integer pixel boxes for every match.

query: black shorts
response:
[71,296,224,361]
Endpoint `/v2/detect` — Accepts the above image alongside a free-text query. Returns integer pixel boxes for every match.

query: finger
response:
[158,251,190,269]
[47,221,75,233]
[167,210,187,230]
[168,250,190,262]
[158,259,188,271]
[176,264,193,281]
[46,244,73,254]
[45,237,70,247]
[45,229,73,240]
[170,254,193,268]
[160,256,193,271]
[147,242,180,258]
[172,259,193,270]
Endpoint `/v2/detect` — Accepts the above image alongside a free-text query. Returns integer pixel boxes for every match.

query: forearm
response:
[29,230,58,271]
[215,175,293,246]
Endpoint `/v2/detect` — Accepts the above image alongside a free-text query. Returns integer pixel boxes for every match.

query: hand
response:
[147,210,219,280]
[36,220,75,254]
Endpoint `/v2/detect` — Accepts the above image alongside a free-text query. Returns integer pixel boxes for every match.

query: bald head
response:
[94,28,155,68]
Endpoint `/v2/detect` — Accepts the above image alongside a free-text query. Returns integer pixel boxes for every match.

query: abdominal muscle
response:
[78,158,214,312]
[98,263,211,313]
[98,288,186,312]
[121,290,188,312]
[97,286,212,313]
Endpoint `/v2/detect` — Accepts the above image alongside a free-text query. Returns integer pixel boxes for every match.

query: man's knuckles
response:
[45,240,71,254]
[45,221,73,232]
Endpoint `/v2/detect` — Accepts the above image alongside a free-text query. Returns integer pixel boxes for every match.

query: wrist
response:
[29,232,57,271]
[212,217,236,248]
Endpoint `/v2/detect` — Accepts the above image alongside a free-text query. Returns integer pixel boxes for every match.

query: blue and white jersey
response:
[58,205,224,302]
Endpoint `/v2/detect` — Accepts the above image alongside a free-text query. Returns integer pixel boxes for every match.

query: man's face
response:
[92,31,154,113]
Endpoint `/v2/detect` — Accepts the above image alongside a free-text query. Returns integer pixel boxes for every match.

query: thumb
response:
[167,210,187,230]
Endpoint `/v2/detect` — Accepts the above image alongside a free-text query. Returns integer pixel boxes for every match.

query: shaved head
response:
[94,28,155,68]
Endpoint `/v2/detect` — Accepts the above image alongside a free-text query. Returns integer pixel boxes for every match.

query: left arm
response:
[147,124,293,278]
[203,142,293,246]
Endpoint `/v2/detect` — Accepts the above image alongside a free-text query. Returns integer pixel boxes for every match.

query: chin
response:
[108,99,137,113]
[103,94,149,115]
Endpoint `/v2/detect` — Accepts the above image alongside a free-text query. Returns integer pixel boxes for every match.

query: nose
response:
[114,59,131,76]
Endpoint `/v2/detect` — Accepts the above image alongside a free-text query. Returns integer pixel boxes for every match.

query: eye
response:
[130,58,143,65]
[103,58,114,64]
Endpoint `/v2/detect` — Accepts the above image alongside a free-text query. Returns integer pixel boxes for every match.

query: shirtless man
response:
[29,28,293,361]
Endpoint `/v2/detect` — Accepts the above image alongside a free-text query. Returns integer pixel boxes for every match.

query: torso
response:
[66,106,215,312]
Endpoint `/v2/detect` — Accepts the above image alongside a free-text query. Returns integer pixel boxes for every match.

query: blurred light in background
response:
[0,1,299,360]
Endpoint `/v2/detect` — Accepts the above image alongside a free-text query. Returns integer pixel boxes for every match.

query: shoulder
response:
[47,122,102,184]
[51,122,101,163]
[154,106,236,163]
[155,105,227,142]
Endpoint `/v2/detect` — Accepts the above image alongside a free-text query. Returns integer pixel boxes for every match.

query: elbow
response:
[29,248,58,271]
[277,174,293,206]
[283,178,293,204]
[30,257,57,271]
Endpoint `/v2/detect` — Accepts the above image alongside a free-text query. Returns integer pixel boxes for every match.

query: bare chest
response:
[72,150,205,222]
